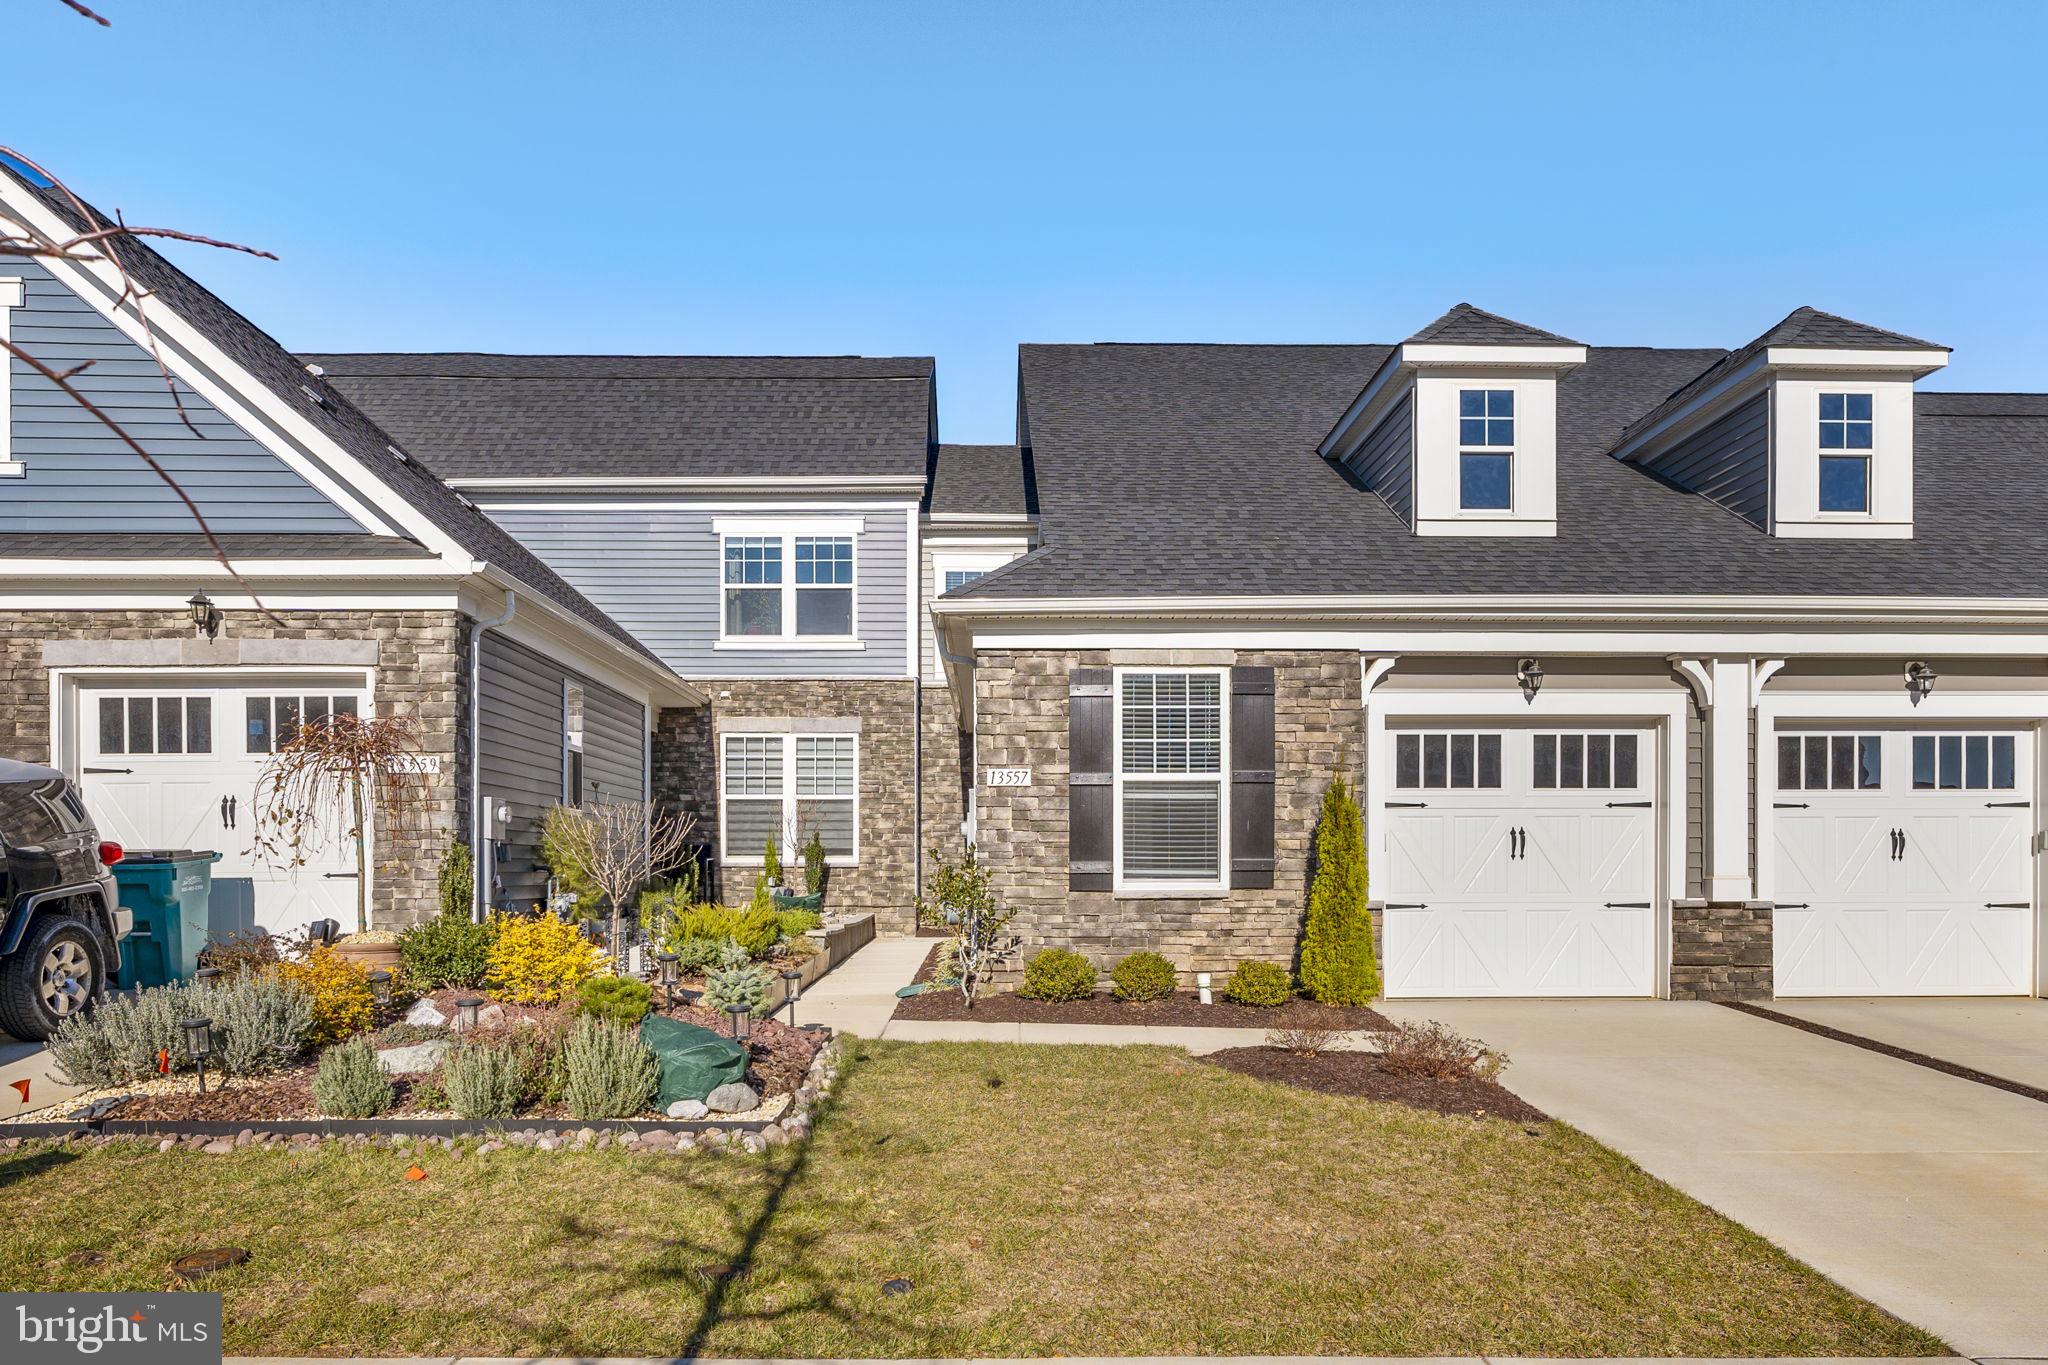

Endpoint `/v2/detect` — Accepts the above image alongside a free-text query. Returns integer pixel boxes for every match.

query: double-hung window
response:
[1817,392,1873,513]
[718,519,860,644]
[1115,670,1225,889]
[720,732,859,865]
[1458,388,1514,510]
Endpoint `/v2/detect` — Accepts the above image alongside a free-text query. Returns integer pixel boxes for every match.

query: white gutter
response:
[930,592,2048,626]
[467,588,516,922]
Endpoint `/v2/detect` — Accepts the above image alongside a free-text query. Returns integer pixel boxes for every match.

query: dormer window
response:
[1818,392,1873,450]
[1816,392,1872,513]
[1458,389,1515,510]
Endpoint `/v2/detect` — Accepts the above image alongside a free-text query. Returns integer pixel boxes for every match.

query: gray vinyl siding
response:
[476,632,646,910]
[1637,391,1769,530]
[479,498,913,678]
[1,259,362,534]
[1341,389,1415,525]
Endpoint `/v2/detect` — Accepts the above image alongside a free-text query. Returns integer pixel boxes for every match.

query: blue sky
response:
[8,1,2045,441]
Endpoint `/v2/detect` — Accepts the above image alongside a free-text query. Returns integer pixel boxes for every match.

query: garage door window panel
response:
[1532,733,1640,790]
[1395,732,1503,790]
[96,696,213,757]
[1778,734,1880,791]
[1912,733,2016,791]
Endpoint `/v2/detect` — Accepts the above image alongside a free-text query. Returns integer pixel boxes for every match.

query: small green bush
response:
[559,1017,658,1120]
[763,838,784,888]
[311,1036,394,1117]
[703,961,770,1019]
[1110,951,1178,1003]
[208,971,315,1073]
[775,907,822,939]
[1224,960,1294,1007]
[437,838,474,921]
[802,830,826,895]
[49,980,208,1088]
[576,973,652,1027]
[662,904,780,959]
[398,909,498,990]
[1017,948,1096,1003]
[443,1040,523,1118]
[1298,778,1379,1005]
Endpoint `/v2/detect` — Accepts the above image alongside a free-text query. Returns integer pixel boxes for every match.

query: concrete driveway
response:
[1382,997,2048,1358]
[1765,996,2048,1090]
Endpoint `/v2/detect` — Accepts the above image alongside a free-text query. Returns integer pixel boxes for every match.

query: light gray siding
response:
[1,259,362,534]
[1637,391,1769,529]
[480,499,914,679]
[1341,389,1414,525]
[477,632,646,910]
[1685,707,1704,899]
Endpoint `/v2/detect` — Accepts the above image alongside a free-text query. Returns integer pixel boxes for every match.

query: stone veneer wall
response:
[1670,900,1773,1000]
[653,679,918,932]
[919,683,973,868]
[973,648,1363,980]
[0,609,468,929]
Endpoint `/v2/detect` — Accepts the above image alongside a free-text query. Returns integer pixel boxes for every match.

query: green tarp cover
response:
[640,1014,748,1107]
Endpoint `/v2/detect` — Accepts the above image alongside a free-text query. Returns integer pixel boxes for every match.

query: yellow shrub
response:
[485,913,602,1005]
[276,945,376,1046]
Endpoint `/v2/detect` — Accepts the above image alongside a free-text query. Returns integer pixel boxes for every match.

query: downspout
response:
[468,589,516,922]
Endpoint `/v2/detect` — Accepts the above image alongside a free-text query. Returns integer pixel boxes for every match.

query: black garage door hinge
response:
[1774,801,1809,809]
[1384,800,1429,808]
[1603,901,1653,909]
[1379,902,1428,910]
[1606,800,1652,808]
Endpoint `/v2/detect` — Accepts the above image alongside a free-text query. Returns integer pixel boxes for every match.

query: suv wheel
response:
[0,915,108,1041]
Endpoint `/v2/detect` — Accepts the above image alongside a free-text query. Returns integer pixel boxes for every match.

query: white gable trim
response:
[0,179,473,565]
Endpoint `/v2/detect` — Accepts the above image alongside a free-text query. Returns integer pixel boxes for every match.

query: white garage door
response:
[1382,728,1658,997]
[75,678,371,937]
[1773,729,2034,996]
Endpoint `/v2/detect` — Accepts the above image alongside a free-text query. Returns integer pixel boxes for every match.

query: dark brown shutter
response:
[1068,667,1113,891]
[1230,665,1276,889]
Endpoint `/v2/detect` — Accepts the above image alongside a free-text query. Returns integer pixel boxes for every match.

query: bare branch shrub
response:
[537,799,696,952]
[1266,1026,1342,1057]
[1376,1020,1508,1082]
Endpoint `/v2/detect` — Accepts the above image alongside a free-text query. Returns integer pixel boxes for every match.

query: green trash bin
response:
[113,850,221,989]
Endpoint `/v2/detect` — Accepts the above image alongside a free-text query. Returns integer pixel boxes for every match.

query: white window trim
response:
[718,729,861,868]
[712,516,864,648]
[0,276,23,480]
[1456,387,1516,515]
[1111,665,1229,898]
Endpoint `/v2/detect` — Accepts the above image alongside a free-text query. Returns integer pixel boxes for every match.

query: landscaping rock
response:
[478,1003,507,1027]
[641,1128,673,1146]
[666,1099,710,1121]
[741,1133,768,1154]
[536,1136,558,1151]
[157,1138,175,1153]
[705,1082,761,1115]
[375,1041,451,1074]
[760,1124,790,1147]
[404,999,447,1028]
[201,1139,235,1155]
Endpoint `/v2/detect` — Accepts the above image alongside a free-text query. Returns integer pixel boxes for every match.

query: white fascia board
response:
[465,564,704,708]
[923,532,1034,551]
[964,626,2048,657]
[928,591,2048,626]
[0,184,473,566]
[1610,355,1771,463]
[709,514,866,537]
[1319,359,1410,458]
[1763,346,1951,376]
[448,474,928,493]
[0,555,459,580]
[0,588,463,610]
[1399,342,1589,370]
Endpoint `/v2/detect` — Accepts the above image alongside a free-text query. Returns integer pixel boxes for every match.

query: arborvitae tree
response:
[1297,778,1379,1004]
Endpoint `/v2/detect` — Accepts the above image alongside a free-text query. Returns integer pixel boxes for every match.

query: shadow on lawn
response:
[0,1145,79,1190]
[489,1045,930,1359]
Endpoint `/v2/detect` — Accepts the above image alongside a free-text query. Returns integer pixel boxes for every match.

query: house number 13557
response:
[984,767,1032,787]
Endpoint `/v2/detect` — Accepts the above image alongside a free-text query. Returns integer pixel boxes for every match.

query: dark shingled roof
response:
[953,341,2048,601]
[0,533,434,560]
[1617,306,1949,450]
[303,352,935,481]
[9,172,668,666]
[926,444,1033,517]
[1405,302,1582,347]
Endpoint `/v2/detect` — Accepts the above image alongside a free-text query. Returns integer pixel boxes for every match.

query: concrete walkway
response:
[1381,999,2048,1359]
[1764,996,2048,1090]
[799,933,932,1036]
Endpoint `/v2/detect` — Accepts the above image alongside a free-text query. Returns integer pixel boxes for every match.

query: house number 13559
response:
[984,767,1032,787]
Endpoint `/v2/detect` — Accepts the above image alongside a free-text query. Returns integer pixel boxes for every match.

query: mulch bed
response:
[891,944,1391,1030]
[106,996,825,1125]
[1205,1046,1549,1123]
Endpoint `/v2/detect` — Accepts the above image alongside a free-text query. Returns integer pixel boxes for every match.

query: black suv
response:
[0,759,130,1040]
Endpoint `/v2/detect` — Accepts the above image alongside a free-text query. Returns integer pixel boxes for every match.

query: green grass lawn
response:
[0,1040,1941,1357]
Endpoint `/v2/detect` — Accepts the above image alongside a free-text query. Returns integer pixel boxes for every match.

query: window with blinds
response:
[721,732,860,864]
[1117,670,1225,884]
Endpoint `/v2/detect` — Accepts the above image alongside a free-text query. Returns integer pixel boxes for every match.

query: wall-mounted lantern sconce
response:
[1905,661,1938,707]
[1517,658,1545,705]
[187,592,223,640]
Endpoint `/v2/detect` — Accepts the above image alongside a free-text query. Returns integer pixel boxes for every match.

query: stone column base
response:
[1670,898,1773,1000]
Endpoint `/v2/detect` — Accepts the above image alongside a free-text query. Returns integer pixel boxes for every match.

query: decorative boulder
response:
[705,1082,761,1115]
[640,1015,748,1109]
[404,999,447,1028]
[375,1041,451,1075]
[667,1099,710,1121]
